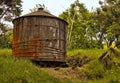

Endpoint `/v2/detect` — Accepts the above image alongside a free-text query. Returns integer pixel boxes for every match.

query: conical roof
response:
[13,8,68,24]
[23,8,56,17]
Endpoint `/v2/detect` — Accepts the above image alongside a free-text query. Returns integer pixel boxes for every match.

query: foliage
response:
[107,22,120,48]
[107,22,120,39]
[0,28,12,48]
[92,0,120,48]
[66,49,105,71]
[67,49,120,82]
[99,47,120,69]
[1,49,120,82]
[0,23,9,34]
[60,0,120,50]
[0,0,22,49]
[104,65,120,83]
[0,0,22,22]
[84,60,105,79]
[59,0,92,50]
[0,22,12,49]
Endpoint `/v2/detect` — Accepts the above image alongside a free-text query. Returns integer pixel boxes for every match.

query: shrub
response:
[84,60,105,79]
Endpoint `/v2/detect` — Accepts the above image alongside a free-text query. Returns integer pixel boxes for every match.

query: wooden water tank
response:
[12,8,67,62]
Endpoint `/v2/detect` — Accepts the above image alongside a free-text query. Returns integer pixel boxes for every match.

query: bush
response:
[0,30,12,49]
[84,60,105,79]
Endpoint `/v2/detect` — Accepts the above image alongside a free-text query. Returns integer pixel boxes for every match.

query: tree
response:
[59,0,91,50]
[0,26,12,48]
[97,0,120,69]
[0,23,7,35]
[97,0,120,48]
[0,0,22,22]
[0,0,22,48]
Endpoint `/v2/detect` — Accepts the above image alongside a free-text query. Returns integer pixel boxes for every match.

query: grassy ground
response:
[0,49,12,57]
[66,49,120,83]
[0,49,71,83]
[1,49,120,83]
[67,49,106,58]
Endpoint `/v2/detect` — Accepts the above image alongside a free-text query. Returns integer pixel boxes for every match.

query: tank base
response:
[32,60,68,67]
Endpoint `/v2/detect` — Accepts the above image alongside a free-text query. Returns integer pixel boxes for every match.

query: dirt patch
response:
[42,67,86,82]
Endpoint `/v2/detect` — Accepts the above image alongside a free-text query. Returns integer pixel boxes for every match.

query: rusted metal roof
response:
[13,8,68,24]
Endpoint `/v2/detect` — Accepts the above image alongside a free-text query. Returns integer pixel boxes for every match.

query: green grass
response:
[67,49,106,58]
[0,49,71,83]
[0,49,12,57]
[1,49,120,83]
[67,49,120,83]
[83,61,120,83]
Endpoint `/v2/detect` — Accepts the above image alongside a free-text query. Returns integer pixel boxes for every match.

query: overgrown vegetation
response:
[0,0,120,82]
[0,29,12,49]
[60,0,120,50]
[66,49,105,68]
[1,49,120,82]
[0,49,71,83]
[66,49,120,82]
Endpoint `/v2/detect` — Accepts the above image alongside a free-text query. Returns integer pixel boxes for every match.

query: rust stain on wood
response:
[12,8,68,62]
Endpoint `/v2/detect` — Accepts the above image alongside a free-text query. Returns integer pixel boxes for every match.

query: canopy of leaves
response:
[60,0,120,49]
[0,25,12,48]
[0,0,22,48]
[0,0,22,22]
[94,0,120,47]
[59,0,93,50]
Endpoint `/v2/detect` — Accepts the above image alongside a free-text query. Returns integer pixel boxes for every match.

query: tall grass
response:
[67,49,120,82]
[83,60,120,83]
[0,49,12,57]
[1,49,120,83]
[0,57,61,83]
[67,49,106,58]
[0,49,71,83]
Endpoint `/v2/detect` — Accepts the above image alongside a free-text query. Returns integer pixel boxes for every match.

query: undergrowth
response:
[1,49,120,83]
[67,49,120,83]
[0,49,71,83]
[67,49,105,59]
[0,49,12,57]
